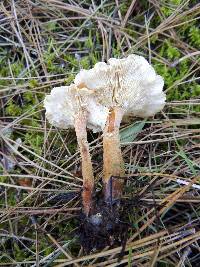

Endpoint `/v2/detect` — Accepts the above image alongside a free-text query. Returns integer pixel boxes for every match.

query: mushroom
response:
[44,84,108,215]
[75,54,166,202]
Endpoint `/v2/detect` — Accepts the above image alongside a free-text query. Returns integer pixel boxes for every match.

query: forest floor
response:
[0,0,200,266]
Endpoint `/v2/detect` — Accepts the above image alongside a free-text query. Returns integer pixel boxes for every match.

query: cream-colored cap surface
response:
[75,54,166,118]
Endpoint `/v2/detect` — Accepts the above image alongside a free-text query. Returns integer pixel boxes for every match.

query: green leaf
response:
[120,120,146,143]
[176,150,197,176]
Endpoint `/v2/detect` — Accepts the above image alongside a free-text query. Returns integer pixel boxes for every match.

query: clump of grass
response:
[0,0,200,266]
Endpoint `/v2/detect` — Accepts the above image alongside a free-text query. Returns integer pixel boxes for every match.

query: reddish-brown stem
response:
[74,112,94,216]
[103,107,125,202]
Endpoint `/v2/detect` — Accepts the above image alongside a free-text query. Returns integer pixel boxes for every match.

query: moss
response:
[0,175,7,183]
[6,101,23,116]
[28,79,39,89]
[189,26,200,47]
[68,142,77,154]
[23,91,37,105]
[24,132,44,155]
[193,84,200,95]
[160,0,185,17]
[43,20,57,31]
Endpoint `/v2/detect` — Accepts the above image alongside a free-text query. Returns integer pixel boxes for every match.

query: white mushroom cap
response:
[75,54,166,118]
[44,84,109,132]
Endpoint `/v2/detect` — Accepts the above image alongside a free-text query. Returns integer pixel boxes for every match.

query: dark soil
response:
[77,175,161,253]
[78,198,130,253]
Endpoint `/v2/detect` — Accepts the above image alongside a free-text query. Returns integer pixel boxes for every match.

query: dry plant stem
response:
[103,107,125,202]
[74,111,94,216]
